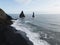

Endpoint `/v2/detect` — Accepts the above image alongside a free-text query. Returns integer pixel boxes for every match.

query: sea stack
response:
[19,11,25,18]
[32,12,35,18]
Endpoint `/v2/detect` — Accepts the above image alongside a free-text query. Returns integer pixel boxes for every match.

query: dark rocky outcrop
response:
[0,25,27,45]
[0,8,13,25]
[32,12,35,18]
[0,9,12,20]
[19,11,25,18]
[6,14,13,20]
[0,8,33,45]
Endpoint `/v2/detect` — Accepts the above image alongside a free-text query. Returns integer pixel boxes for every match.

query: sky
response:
[0,0,60,14]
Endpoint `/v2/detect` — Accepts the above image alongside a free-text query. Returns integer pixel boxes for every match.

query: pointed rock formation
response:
[32,12,35,18]
[19,11,25,18]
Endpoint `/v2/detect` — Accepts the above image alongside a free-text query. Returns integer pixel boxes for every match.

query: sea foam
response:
[11,20,50,45]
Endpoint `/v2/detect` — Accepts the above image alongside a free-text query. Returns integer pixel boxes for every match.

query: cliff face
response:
[0,8,13,25]
[19,11,25,18]
[0,9,33,45]
[0,9,12,20]
[0,9,7,19]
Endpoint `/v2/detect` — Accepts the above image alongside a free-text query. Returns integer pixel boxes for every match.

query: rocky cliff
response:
[0,8,33,45]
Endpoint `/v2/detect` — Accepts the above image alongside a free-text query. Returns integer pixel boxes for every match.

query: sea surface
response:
[10,14,60,45]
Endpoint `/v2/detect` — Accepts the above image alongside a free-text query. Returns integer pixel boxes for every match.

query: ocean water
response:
[10,14,60,45]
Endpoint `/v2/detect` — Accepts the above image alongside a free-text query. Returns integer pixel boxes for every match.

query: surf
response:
[11,19,50,45]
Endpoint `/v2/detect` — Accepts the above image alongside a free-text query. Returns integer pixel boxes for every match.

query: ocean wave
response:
[11,19,50,45]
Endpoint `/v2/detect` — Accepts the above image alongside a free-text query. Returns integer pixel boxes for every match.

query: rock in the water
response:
[19,11,25,18]
[32,12,35,18]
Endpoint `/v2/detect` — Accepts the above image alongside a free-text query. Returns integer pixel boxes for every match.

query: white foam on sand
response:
[11,20,50,45]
